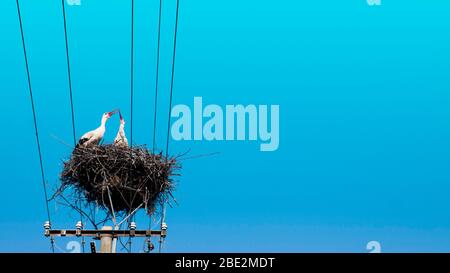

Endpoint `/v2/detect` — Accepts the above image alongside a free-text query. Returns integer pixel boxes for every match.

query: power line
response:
[130,0,135,148]
[61,0,77,146]
[149,0,163,235]
[61,0,85,253]
[152,0,163,153]
[128,0,135,253]
[16,0,54,253]
[161,0,181,253]
[165,0,180,159]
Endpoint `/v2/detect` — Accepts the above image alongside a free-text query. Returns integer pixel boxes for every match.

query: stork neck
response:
[101,117,108,127]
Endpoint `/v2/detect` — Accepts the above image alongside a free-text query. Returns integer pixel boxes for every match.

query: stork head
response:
[119,111,125,125]
[102,109,118,121]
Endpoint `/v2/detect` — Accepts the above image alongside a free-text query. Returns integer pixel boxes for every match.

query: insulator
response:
[129,221,137,230]
[43,221,51,230]
[76,221,83,230]
[161,222,168,230]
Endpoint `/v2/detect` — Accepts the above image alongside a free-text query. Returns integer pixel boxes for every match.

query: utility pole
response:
[100,226,113,253]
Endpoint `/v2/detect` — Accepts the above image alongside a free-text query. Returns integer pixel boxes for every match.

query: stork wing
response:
[77,131,95,147]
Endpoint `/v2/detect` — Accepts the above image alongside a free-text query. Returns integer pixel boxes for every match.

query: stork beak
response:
[108,109,119,117]
[119,111,123,121]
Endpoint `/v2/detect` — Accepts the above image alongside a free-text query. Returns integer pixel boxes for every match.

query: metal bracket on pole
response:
[44,229,165,238]
[44,221,167,253]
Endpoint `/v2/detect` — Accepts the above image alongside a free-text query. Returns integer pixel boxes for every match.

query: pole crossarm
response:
[44,229,167,239]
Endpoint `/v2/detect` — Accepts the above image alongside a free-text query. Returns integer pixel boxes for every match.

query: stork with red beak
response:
[114,111,129,147]
[76,110,118,148]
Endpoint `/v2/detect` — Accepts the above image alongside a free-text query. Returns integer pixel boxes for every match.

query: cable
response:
[158,203,167,253]
[130,0,134,148]
[61,0,76,146]
[164,0,180,159]
[16,0,54,253]
[128,0,135,253]
[148,0,163,240]
[152,0,163,153]
[61,0,85,253]
[160,0,181,253]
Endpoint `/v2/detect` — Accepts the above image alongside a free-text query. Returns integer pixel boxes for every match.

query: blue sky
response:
[1,0,450,252]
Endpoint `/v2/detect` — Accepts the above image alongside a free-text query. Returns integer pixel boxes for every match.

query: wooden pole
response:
[100,226,113,253]
[111,225,119,253]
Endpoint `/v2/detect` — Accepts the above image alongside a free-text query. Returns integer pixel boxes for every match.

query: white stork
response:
[76,110,118,148]
[114,111,129,147]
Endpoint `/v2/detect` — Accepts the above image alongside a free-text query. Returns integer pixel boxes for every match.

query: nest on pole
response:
[57,144,179,217]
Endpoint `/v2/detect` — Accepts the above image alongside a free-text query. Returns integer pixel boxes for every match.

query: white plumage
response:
[114,111,129,147]
[77,110,117,148]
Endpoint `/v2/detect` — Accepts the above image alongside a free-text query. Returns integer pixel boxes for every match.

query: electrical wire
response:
[61,0,85,253]
[16,0,54,253]
[160,0,181,253]
[152,0,163,153]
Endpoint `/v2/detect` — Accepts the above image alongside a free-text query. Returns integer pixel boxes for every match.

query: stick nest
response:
[58,145,179,215]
